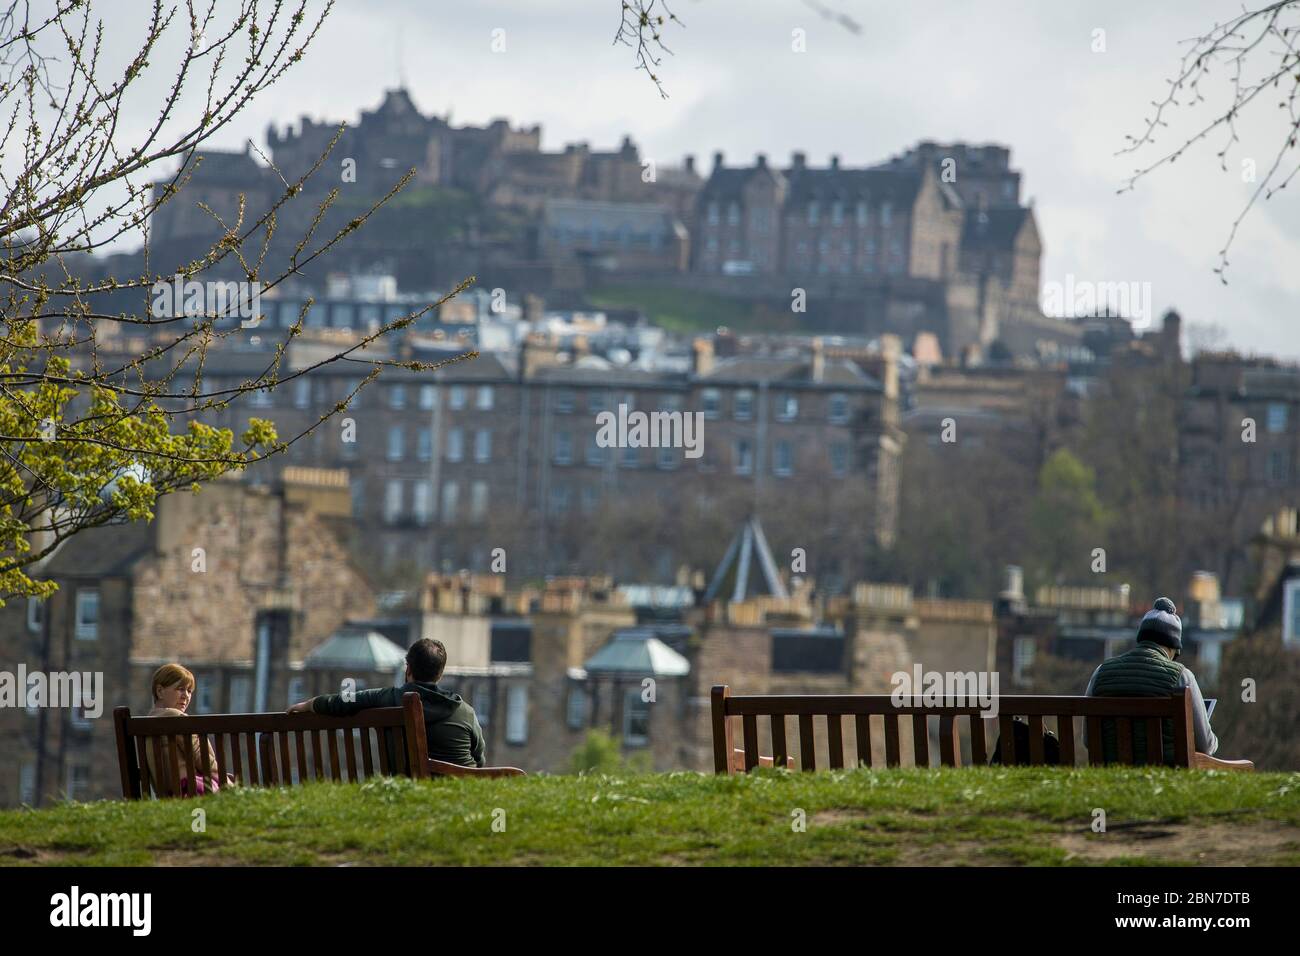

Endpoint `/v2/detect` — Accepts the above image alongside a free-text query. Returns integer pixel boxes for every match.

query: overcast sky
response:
[63,0,1300,358]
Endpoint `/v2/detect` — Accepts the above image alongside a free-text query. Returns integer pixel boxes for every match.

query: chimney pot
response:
[712,151,724,170]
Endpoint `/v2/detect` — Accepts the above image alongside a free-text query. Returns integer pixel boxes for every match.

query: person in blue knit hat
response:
[1084,597,1218,762]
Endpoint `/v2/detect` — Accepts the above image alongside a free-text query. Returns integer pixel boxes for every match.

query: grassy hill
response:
[1,767,1296,866]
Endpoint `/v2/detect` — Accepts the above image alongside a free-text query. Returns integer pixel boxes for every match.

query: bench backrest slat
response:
[113,693,429,799]
[711,686,1196,773]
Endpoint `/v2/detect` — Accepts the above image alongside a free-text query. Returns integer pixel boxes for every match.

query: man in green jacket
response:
[288,638,486,768]
[1085,597,1218,763]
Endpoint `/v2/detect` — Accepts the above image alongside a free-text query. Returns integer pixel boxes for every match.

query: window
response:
[657,446,678,471]
[293,378,311,409]
[707,202,720,226]
[229,675,252,713]
[442,481,459,521]
[287,677,305,708]
[555,390,576,414]
[727,202,740,226]
[830,442,849,477]
[344,379,362,409]
[661,393,683,413]
[476,386,494,410]
[419,384,437,410]
[1268,449,1289,483]
[505,685,528,744]
[470,481,488,520]
[26,597,43,633]
[567,684,588,730]
[449,385,467,410]
[413,481,433,525]
[776,393,798,421]
[387,426,404,462]
[621,445,639,468]
[19,763,35,805]
[585,433,606,466]
[71,700,93,730]
[880,202,893,226]
[1012,637,1036,686]
[807,201,820,225]
[416,428,432,462]
[196,679,215,715]
[384,480,403,523]
[829,393,849,424]
[447,427,464,463]
[774,440,794,476]
[248,387,273,408]
[474,430,492,464]
[623,688,650,747]
[473,687,491,728]
[1284,579,1300,647]
[831,202,843,225]
[388,384,407,410]
[74,589,99,640]
[550,485,570,515]
[580,485,599,513]
[1267,403,1288,433]
[66,764,91,802]
[701,389,721,420]
[734,438,754,475]
[856,201,868,226]
[554,431,573,465]
[734,390,753,421]
[588,390,608,414]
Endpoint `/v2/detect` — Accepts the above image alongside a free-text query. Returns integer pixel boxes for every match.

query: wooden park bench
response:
[114,692,523,799]
[711,685,1254,773]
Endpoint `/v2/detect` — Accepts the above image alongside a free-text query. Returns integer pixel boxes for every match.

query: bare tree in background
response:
[1119,1,1300,282]
[0,0,471,602]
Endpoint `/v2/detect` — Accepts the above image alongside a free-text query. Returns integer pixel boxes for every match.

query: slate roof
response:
[583,629,691,676]
[304,627,407,671]
[961,207,1031,252]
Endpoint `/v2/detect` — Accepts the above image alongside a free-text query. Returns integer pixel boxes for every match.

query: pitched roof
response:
[304,627,407,671]
[583,629,691,676]
[42,522,154,578]
[961,207,1031,251]
[783,167,925,207]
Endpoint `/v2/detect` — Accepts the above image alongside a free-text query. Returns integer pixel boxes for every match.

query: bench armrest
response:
[1191,752,1255,772]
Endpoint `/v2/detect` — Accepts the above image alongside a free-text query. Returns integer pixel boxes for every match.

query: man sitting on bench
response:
[1085,597,1218,761]
[288,638,486,768]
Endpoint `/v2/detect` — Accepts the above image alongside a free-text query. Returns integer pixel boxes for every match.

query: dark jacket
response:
[312,681,486,768]
[1085,641,1217,762]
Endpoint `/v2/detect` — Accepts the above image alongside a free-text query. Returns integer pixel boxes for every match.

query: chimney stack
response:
[755,153,767,169]
[712,151,724,171]
[792,151,806,170]
[830,154,840,171]
[692,337,715,377]
[879,333,901,400]
[684,154,695,175]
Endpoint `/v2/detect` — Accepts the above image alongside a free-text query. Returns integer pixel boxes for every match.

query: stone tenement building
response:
[132,329,904,578]
[0,468,377,808]
[691,142,1037,296]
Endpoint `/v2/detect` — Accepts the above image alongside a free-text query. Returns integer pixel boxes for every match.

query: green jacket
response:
[312,681,486,768]
[1085,641,1218,762]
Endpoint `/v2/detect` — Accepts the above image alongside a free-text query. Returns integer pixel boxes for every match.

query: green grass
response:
[2,768,1297,866]
[586,283,799,334]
